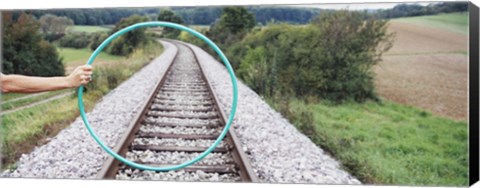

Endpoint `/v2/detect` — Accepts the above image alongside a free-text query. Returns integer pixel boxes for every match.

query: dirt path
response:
[2,92,46,104]
[374,21,468,120]
[1,91,74,115]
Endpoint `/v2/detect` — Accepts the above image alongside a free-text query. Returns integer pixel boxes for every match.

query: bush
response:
[59,32,90,49]
[108,37,129,56]
[108,15,149,56]
[231,11,394,103]
[2,12,65,76]
[89,32,109,51]
[157,9,184,39]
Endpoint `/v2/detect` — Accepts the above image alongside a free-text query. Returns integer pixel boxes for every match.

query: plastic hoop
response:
[78,21,238,171]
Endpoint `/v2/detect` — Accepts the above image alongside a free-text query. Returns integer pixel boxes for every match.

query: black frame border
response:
[469,1,479,186]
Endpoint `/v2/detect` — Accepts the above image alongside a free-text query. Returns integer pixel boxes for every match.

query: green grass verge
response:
[1,40,163,169]
[57,47,124,66]
[1,90,70,111]
[392,12,468,35]
[280,99,468,186]
[67,25,111,33]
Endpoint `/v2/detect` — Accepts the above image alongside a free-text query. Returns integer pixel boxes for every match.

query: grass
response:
[1,90,70,111]
[285,99,468,186]
[392,12,468,35]
[67,25,111,33]
[57,47,124,67]
[1,40,164,169]
[1,91,89,166]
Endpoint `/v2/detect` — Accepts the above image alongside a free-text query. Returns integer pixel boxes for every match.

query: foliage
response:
[231,11,394,103]
[15,8,158,25]
[38,14,74,42]
[58,32,91,49]
[157,9,184,39]
[218,7,255,34]
[39,14,73,41]
[89,32,109,51]
[2,12,65,76]
[108,15,149,56]
[202,6,256,55]
[8,6,321,27]
[6,2,467,27]
[375,2,468,19]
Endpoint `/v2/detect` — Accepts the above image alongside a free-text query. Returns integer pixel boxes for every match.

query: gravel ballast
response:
[3,40,361,185]
[2,41,177,179]
[186,43,361,184]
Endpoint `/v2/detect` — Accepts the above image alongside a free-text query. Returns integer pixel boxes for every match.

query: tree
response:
[108,14,148,56]
[2,12,64,76]
[205,6,256,54]
[218,7,255,34]
[157,9,184,39]
[38,14,74,35]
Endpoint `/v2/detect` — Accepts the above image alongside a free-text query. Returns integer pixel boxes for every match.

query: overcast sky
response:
[289,2,433,10]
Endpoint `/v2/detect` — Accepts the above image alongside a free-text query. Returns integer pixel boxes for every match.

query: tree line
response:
[11,2,467,27]
[373,2,468,19]
[13,6,321,26]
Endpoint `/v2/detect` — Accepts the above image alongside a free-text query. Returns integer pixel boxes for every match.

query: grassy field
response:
[1,40,163,168]
[393,12,468,35]
[287,99,468,186]
[67,25,111,33]
[57,47,125,73]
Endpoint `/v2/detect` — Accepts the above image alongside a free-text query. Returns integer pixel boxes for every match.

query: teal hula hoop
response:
[78,21,238,171]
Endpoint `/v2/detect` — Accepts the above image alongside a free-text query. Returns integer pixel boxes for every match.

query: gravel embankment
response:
[185,42,361,184]
[2,41,177,179]
[3,40,361,185]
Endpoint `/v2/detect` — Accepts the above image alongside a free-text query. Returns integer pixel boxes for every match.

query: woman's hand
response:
[66,65,93,88]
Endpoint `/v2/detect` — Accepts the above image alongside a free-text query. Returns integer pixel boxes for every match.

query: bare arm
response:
[1,65,93,93]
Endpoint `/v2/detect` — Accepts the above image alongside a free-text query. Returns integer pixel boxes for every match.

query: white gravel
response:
[138,125,221,135]
[125,150,233,165]
[2,40,361,185]
[1,41,177,179]
[116,168,240,182]
[185,42,362,184]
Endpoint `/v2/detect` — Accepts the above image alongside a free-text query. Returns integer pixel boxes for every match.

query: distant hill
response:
[10,6,322,26]
[8,2,468,26]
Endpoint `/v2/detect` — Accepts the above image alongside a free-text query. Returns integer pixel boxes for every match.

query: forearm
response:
[1,74,72,93]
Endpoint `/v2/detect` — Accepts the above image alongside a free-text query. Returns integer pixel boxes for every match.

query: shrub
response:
[2,12,65,76]
[89,32,109,51]
[231,11,394,103]
[59,32,90,49]
[108,15,149,56]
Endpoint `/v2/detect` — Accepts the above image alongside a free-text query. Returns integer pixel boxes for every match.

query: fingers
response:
[80,79,89,85]
[81,65,93,71]
[67,65,94,88]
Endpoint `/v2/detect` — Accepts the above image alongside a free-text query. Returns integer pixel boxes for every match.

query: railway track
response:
[96,41,257,182]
